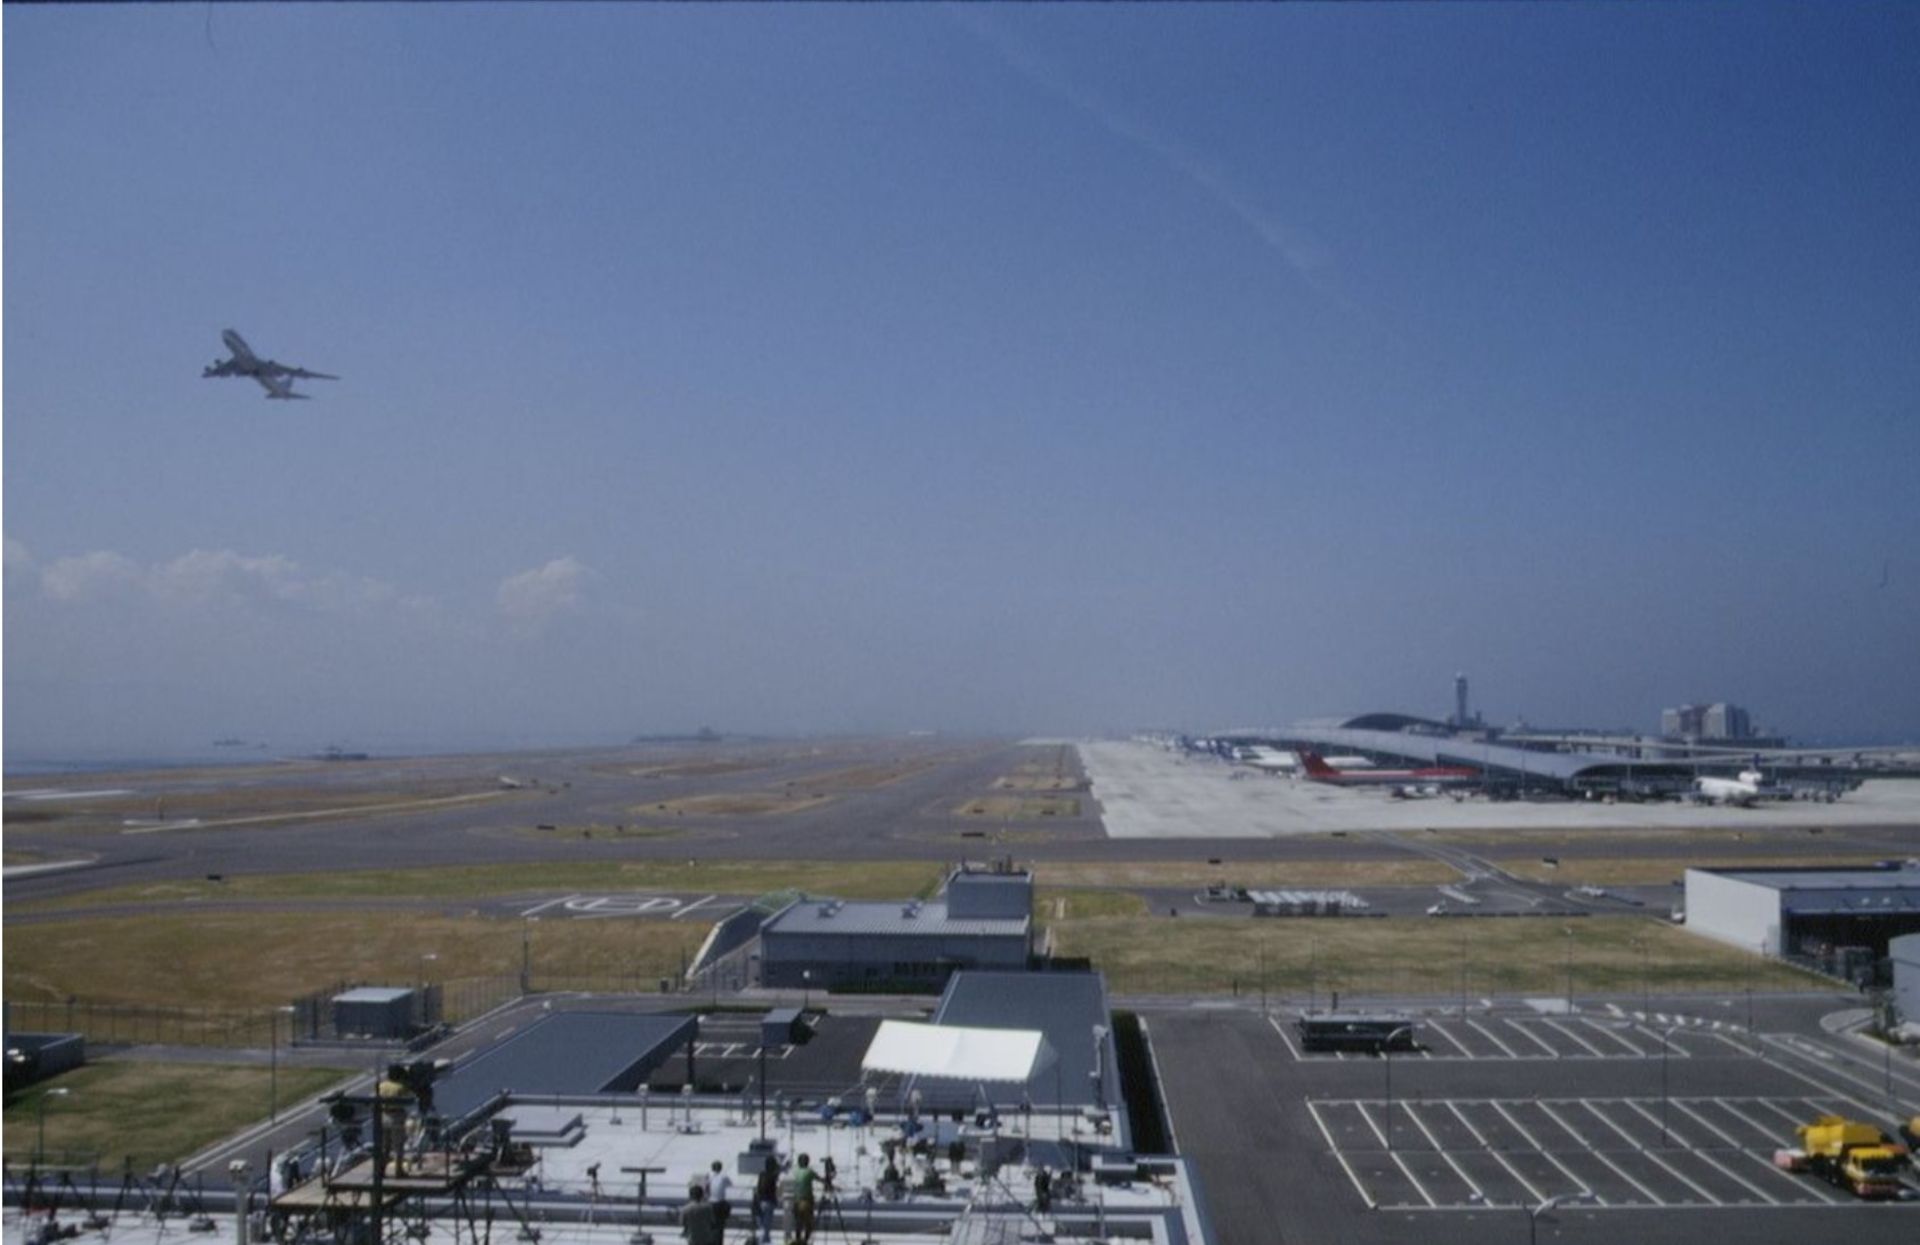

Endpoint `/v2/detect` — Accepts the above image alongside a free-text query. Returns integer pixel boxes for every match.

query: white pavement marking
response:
[672,894,719,920]
[1389,1150,1439,1208]
[1587,1103,1721,1205]
[1624,1099,1693,1149]
[520,894,581,917]
[1578,1018,1647,1056]
[1543,1018,1607,1057]
[1669,1099,1747,1150]
[1492,1102,1591,1192]
[1306,1100,1375,1210]
[1355,1101,1391,1149]
[1443,1101,1493,1150]
[1485,1147,1549,1206]
[1702,1029,1757,1056]
[1409,1106,1487,1201]
[1425,1020,1476,1058]
[1759,1038,1905,1127]
[1506,1021,1561,1057]
[1634,1025,1691,1057]
[1465,1018,1522,1058]
[1537,1101,1662,1204]
[1266,1013,1303,1061]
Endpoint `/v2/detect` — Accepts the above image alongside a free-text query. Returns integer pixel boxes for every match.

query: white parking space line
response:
[1389,1150,1439,1208]
[1445,1101,1492,1149]
[1701,1028,1757,1055]
[1465,1018,1522,1058]
[1760,1043,1903,1126]
[1307,1100,1376,1210]
[1493,1103,1595,1193]
[1543,1018,1607,1057]
[1354,1101,1391,1149]
[1265,1013,1303,1060]
[1489,1101,1551,1152]
[1718,1098,1794,1140]
[1537,1101,1662,1204]
[1579,1018,1647,1056]
[1634,1025,1692,1057]
[1623,1099,1694,1148]
[1680,1144,1782,1205]
[1505,1021,1561,1057]
[1485,1148,1549,1205]
[1408,1107,1488,1201]
[1670,1099,1748,1149]
[1425,1020,1476,1058]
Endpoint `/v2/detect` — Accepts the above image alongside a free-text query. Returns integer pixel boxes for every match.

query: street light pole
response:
[1562,927,1574,1014]
[1528,1191,1595,1245]
[35,1087,71,1165]
[1659,1023,1682,1147]
[1382,1025,1413,1151]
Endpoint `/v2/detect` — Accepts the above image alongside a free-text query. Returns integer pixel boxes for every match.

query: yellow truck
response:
[1774,1116,1909,1199]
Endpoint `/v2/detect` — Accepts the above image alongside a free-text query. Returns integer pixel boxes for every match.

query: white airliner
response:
[1693,769,1770,806]
[202,329,337,399]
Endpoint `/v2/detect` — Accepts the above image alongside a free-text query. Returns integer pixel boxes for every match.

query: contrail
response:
[949,9,1333,281]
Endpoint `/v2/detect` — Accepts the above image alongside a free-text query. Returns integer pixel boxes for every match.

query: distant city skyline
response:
[6,4,1917,758]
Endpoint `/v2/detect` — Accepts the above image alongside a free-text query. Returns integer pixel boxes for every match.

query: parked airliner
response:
[1299,749,1477,787]
[202,329,337,399]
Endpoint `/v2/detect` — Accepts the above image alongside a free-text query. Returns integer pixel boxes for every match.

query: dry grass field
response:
[1031,859,1460,887]
[5,1063,352,1169]
[3,911,715,1008]
[1049,913,1824,998]
[639,793,832,816]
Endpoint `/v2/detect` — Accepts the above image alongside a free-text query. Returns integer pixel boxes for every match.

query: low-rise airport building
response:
[1684,863,1920,982]
[757,863,1033,990]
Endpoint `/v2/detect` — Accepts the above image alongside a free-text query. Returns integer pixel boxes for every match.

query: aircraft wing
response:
[277,366,339,381]
[202,359,244,378]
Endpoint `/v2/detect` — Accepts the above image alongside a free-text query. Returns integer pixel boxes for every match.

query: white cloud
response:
[30,545,429,620]
[40,550,145,602]
[4,537,38,591]
[496,556,593,632]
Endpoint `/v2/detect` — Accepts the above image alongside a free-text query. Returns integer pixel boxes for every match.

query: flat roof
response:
[926,971,1118,1113]
[432,1011,695,1121]
[1690,864,1920,891]
[333,987,413,1003]
[763,899,1027,938]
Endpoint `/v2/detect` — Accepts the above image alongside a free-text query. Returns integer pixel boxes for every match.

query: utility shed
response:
[331,987,417,1039]
[1684,863,1920,968]
[925,970,1125,1146]
[431,1011,697,1123]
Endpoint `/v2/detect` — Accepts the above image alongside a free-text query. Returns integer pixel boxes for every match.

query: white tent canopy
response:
[861,1020,1054,1084]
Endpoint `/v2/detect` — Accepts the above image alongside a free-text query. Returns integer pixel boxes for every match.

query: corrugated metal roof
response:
[762,899,1027,938]
[1710,867,1920,892]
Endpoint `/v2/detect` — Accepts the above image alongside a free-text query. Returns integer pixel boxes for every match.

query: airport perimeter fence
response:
[2,997,276,1050]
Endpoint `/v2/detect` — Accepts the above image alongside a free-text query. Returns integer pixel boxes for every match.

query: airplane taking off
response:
[1298,749,1477,787]
[202,329,337,399]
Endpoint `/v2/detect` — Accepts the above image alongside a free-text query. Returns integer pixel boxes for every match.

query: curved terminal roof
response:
[1281,720,1693,783]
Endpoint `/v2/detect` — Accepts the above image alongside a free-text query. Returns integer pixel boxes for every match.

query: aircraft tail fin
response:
[1298,749,1340,778]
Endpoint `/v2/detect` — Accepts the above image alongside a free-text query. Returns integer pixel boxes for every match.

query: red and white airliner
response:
[1298,749,1478,787]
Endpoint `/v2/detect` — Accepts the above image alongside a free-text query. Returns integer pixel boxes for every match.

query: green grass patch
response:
[1048,915,1831,999]
[14,859,948,913]
[4,1063,351,1170]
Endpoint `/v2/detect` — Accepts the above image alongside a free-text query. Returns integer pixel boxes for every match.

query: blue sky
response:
[5,3,1917,756]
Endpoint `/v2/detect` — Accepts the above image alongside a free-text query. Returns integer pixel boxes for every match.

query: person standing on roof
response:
[791,1153,817,1245]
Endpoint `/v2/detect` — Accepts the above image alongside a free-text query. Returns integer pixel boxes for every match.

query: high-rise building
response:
[1663,702,1752,741]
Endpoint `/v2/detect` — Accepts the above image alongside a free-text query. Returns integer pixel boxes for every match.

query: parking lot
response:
[1273,1007,1757,1061]
[1309,1091,1881,1210]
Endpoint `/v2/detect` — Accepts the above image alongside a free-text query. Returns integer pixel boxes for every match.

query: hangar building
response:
[758,864,1032,990]
[1684,863,1920,973]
